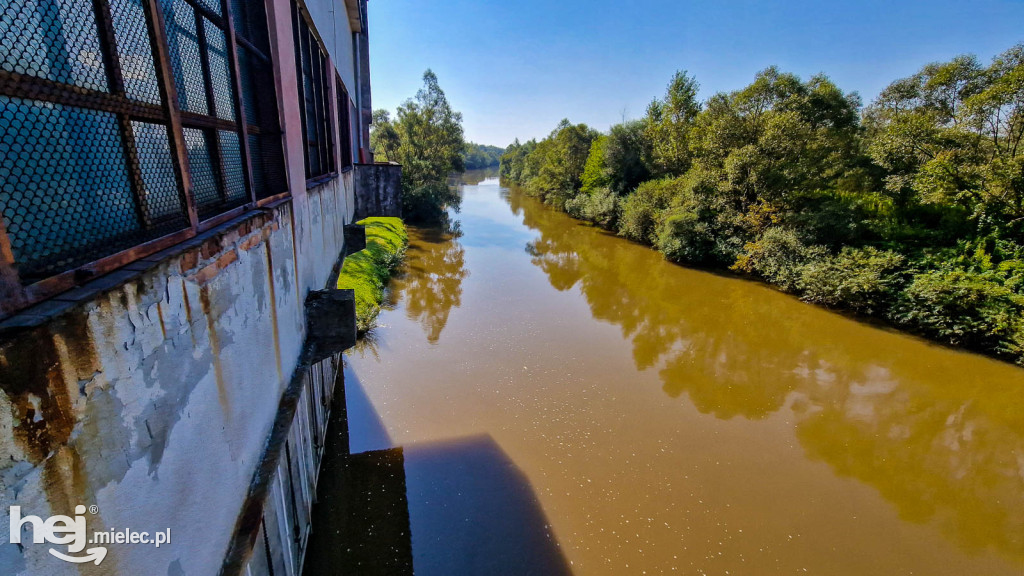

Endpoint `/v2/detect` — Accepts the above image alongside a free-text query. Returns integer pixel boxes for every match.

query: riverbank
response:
[498,53,1024,367]
[337,217,408,332]
[499,166,1024,367]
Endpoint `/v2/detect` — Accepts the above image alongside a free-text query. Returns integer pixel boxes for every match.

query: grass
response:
[336,217,408,333]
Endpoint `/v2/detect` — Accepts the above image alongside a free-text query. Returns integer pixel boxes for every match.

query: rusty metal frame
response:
[221,0,256,204]
[291,1,335,183]
[0,0,290,321]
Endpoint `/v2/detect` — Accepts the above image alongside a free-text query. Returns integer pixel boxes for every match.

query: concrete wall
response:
[0,0,373,572]
[353,163,403,221]
[0,173,355,575]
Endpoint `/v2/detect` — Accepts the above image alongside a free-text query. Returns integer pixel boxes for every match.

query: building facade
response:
[0,0,388,573]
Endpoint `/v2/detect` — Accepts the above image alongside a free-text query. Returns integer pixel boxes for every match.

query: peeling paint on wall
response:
[0,175,355,575]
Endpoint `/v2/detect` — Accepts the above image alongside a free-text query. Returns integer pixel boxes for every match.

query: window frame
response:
[0,0,287,319]
[336,74,354,172]
[291,2,335,182]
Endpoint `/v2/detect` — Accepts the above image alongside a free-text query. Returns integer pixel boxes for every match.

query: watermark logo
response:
[8,505,171,565]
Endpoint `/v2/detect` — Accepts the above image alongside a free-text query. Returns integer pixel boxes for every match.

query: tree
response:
[370,109,400,162]
[604,121,651,195]
[375,70,466,221]
[644,71,701,177]
[530,120,599,206]
[462,142,505,169]
[580,135,609,195]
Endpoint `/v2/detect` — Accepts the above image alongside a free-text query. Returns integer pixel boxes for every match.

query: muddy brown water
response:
[307,171,1024,575]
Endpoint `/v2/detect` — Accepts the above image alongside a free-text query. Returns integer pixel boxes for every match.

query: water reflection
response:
[390,224,468,344]
[455,167,499,186]
[509,189,1024,563]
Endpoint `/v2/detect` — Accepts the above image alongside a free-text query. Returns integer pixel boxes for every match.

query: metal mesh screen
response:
[0,0,109,91]
[194,0,221,17]
[205,22,236,122]
[162,0,209,115]
[293,4,333,180]
[218,129,248,204]
[237,42,286,199]
[132,121,185,221]
[112,0,162,104]
[0,0,287,314]
[249,131,287,199]
[0,97,186,280]
[237,47,261,126]
[183,126,221,212]
[337,79,352,170]
[230,0,269,52]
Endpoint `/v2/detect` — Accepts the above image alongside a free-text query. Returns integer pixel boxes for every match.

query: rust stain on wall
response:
[0,310,120,573]
[1,326,81,464]
[199,286,231,422]
[182,279,193,326]
[157,302,167,340]
[265,243,283,384]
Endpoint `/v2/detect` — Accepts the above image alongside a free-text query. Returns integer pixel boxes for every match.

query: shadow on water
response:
[403,434,573,576]
[304,366,573,576]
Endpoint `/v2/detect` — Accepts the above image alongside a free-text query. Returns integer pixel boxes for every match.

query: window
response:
[233,0,288,199]
[0,0,285,317]
[292,3,333,180]
[336,76,353,170]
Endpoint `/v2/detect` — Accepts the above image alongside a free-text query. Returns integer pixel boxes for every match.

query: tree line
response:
[462,143,505,170]
[500,45,1024,365]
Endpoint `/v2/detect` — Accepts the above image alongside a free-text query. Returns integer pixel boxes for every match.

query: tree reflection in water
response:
[508,187,1024,564]
[391,221,469,344]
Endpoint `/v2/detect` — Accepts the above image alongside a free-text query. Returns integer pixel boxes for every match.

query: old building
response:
[0,0,395,573]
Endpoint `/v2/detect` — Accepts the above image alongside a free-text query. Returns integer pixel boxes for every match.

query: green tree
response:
[867,47,1024,232]
[385,70,466,221]
[604,121,652,195]
[644,71,701,177]
[370,109,400,162]
[529,120,599,207]
[462,142,505,169]
[580,135,609,195]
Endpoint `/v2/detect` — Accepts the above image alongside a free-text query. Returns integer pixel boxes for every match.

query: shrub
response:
[617,177,681,243]
[543,186,576,211]
[799,247,906,313]
[655,206,717,264]
[998,259,1024,294]
[1010,324,1024,365]
[566,187,619,229]
[403,182,461,223]
[890,268,1024,354]
[732,227,826,291]
[336,217,409,333]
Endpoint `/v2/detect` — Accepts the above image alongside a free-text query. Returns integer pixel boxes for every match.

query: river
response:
[304,170,1024,575]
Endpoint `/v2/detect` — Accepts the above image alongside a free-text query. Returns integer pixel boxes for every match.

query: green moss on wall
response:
[336,217,408,333]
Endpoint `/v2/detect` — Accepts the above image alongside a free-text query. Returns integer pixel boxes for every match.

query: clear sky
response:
[366,0,1024,147]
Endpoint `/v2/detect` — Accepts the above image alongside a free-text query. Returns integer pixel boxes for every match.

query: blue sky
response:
[367,0,1024,147]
